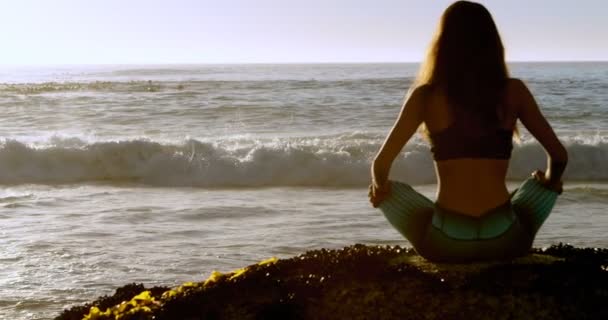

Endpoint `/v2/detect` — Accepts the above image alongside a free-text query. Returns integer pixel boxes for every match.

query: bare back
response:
[371,78,566,215]
[424,81,520,216]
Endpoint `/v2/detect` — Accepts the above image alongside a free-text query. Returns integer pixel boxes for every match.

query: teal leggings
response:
[379,178,559,262]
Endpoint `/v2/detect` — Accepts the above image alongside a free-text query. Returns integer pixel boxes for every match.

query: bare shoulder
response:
[410,84,433,99]
[396,84,433,123]
[406,84,434,108]
[505,78,527,95]
[503,78,531,112]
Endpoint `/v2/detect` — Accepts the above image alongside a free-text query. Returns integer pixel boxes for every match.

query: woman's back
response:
[423,80,520,216]
[370,79,567,262]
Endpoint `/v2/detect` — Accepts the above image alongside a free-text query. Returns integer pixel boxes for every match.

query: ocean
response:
[0,63,606,319]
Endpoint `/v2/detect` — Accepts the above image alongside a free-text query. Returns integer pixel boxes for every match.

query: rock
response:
[55,244,608,320]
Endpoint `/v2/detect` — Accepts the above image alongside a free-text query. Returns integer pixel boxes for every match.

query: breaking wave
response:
[0,136,605,187]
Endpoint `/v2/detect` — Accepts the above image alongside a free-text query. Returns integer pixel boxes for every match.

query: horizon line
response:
[1,60,607,67]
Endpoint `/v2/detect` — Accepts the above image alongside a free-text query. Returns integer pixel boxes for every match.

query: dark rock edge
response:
[56,244,607,320]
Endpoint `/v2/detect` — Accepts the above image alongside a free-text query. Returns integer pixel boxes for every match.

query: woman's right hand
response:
[368,181,391,208]
[532,170,563,194]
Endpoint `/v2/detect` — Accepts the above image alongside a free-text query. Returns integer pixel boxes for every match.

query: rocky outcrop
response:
[56,244,607,320]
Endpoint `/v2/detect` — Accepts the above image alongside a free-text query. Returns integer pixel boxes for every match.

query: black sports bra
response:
[429,123,513,161]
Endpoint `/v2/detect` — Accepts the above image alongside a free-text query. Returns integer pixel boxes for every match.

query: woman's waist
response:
[436,183,511,216]
[435,158,510,175]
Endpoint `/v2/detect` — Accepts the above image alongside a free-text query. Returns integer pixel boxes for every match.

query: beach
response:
[0,63,606,319]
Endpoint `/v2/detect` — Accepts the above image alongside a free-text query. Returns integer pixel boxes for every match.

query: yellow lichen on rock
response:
[180,281,197,288]
[258,257,278,266]
[204,270,224,285]
[82,290,158,320]
[132,290,155,303]
[81,257,279,320]
[161,280,204,301]
[229,257,278,280]
[82,306,112,320]
[228,267,247,280]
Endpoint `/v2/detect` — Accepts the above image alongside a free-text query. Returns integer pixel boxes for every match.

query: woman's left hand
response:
[532,170,563,194]
[368,182,391,208]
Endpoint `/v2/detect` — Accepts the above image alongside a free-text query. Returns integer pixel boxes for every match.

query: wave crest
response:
[0,137,605,187]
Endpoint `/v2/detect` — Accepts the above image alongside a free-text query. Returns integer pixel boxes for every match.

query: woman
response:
[369,1,568,262]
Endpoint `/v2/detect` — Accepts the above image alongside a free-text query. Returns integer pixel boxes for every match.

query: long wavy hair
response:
[416,1,513,136]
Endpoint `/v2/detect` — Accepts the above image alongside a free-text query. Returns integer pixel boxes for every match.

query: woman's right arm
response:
[513,78,568,191]
[369,86,427,207]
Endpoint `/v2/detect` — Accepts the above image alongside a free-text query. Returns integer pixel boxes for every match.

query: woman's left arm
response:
[370,86,427,206]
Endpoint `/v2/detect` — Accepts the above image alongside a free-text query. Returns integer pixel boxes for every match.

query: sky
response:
[0,0,606,65]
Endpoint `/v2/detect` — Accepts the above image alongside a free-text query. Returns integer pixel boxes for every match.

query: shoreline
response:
[56,244,607,320]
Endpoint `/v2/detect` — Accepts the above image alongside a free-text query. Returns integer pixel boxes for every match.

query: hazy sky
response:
[0,0,606,64]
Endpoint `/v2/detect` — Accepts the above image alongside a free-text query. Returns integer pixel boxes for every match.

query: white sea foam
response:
[0,136,605,187]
